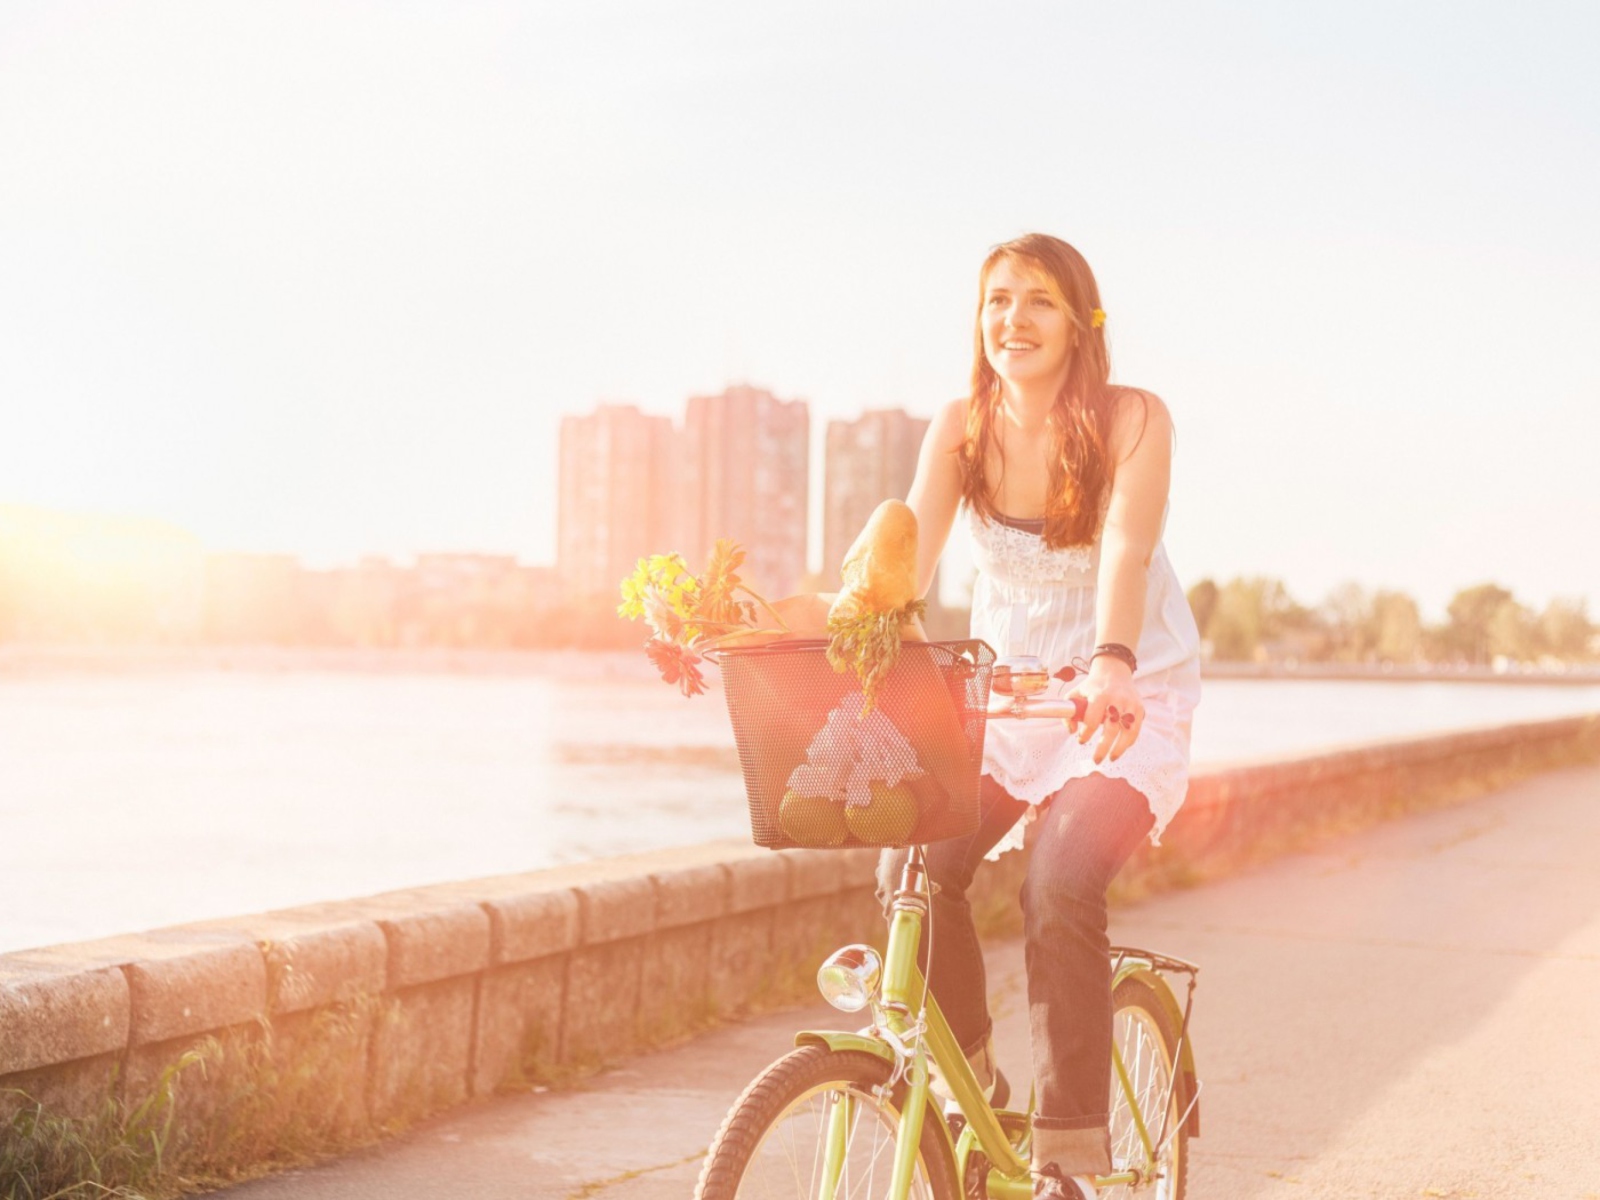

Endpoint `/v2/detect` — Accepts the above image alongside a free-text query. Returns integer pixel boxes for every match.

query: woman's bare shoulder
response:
[1109,385,1171,421]
[927,395,971,450]
[1107,386,1172,460]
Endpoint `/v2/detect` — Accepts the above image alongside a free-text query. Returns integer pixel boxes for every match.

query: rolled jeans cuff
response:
[1031,1118,1112,1177]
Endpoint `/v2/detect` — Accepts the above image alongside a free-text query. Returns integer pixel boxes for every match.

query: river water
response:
[2,653,1596,954]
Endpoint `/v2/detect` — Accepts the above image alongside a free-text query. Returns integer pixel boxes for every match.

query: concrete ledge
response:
[10,931,273,1049]
[0,961,128,1076]
[839,845,882,889]
[727,854,788,912]
[124,935,267,1047]
[472,957,565,1095]
[780,848,845,899]
[483,890,580,965]
[369,977,476,1126]
[190,908,389,1013]
[1,712,1594,1185]
[374,901,491,990]
[653,863,729,929]
[575,877,656,945]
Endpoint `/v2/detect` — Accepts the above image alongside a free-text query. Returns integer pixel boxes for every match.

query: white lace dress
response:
[967,505,1202,857]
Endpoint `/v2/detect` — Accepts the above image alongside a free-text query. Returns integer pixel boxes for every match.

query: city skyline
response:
[3,4,1596,620]
[3,494,1589,667]
[558,385,811,603]
[10,366,1594,622]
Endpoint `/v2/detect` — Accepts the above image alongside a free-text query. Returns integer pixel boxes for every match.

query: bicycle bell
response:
[992,601,1050,705]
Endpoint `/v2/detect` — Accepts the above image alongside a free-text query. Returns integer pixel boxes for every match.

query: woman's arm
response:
[1072,390,1174,762]
[904,398,969,601]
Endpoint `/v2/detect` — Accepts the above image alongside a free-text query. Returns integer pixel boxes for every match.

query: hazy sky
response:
[2,1,1596,617]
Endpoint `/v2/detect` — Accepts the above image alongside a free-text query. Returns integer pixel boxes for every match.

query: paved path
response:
[223,762,1600,1199]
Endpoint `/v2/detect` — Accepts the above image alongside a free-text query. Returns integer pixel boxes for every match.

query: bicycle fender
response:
[792,1031,959,1164]
[793,1030,896,1062]
[1111,964,1202,1138]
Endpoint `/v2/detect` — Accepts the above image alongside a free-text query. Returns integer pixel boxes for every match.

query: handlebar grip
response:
[985,696,1089,721]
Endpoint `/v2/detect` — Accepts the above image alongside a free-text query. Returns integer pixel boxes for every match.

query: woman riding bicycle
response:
[879,233,1202,1200]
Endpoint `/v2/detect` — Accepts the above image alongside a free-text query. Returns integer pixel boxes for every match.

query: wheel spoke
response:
[706,1051,946,1199]
[1102,992,1185,1200]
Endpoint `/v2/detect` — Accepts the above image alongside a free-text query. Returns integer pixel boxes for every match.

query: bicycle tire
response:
[1105,977,1188,1200]
[695,1045,961,1200]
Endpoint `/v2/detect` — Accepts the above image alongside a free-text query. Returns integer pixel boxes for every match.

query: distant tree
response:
[1538,596,1593,661]
[1487,597,1538,662]
[1186,578,1219,640]
[1207,579,1256,661]
[1371,590,1422,663]
[1208,576,1303,661]
[1321,581,1374,661]
[1420,621,1455,664]
[1444,583,1515,664]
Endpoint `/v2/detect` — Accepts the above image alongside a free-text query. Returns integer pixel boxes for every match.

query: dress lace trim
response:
[969,511,1093,586]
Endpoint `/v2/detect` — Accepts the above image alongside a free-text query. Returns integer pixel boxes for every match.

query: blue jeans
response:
[876,772,1154,1175]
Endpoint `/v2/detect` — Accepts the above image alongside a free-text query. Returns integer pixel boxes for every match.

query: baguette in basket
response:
[825,500,927,711]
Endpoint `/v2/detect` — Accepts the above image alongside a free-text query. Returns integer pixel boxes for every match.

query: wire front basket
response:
[713,639,996,849]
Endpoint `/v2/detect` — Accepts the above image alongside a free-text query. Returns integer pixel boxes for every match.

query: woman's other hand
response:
[1066,657,1143,764]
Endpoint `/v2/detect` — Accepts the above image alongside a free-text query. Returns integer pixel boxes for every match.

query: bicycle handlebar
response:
[984,694,1089,721]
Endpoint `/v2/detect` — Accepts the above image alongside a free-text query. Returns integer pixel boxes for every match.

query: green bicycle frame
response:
[798,854,1032,1194]
[795,850,1196,1199]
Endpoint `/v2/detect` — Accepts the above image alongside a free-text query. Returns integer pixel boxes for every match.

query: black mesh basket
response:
[713,639,996,850]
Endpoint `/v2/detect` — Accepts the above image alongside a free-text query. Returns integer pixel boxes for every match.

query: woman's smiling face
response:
[981,255,1075,392]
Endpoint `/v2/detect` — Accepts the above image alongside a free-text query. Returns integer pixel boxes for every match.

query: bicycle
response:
[694,639,1201,1199]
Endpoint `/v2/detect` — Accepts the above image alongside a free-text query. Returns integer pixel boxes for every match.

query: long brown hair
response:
[958,233,1138,549]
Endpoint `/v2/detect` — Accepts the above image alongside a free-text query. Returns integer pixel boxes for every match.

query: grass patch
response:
[0,986,396,1199]
[1,1052,200,1200]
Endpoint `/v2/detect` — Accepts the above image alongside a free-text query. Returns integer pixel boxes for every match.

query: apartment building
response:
[557,404,678,604]
[680,384,809,597]
[822,408,929,586]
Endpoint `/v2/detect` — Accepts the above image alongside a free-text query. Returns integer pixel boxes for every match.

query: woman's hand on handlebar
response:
[1067,657,1143,764]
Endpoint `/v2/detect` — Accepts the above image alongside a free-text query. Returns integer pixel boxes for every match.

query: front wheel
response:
[695,1045,961,1199]
[1104,978,1188,1200]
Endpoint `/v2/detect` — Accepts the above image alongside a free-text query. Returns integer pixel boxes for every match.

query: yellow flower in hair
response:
[1091,308,1106,329]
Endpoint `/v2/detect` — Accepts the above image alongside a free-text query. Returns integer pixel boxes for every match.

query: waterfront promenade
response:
[214,760,1600,1200]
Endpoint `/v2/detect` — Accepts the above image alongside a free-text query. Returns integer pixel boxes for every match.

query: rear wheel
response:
[1103,979,1188,1200]
[695,1045,960,1199]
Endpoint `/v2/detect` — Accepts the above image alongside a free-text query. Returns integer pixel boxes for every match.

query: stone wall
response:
[3,713,1596,1180]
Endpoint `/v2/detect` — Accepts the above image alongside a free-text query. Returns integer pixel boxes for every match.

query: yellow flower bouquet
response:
[617,540,788,697]
[617,501,927,709]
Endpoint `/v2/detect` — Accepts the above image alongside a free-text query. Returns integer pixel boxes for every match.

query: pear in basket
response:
[779,790,848,846]
[845,780,919,844]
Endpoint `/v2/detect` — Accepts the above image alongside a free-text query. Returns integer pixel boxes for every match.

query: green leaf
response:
[825,599,928,712]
